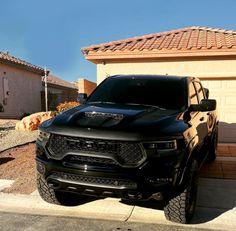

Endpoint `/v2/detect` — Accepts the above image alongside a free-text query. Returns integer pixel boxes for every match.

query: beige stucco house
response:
[77,78,97,96]
[0,52,45,119]
[82,26,236,143]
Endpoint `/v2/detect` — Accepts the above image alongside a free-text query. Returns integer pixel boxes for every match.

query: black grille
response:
[51,172,137,189]
[65,155,117,166]
[47,134,146,167]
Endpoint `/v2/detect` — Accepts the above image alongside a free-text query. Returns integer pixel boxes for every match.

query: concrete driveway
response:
[0,178,235,230]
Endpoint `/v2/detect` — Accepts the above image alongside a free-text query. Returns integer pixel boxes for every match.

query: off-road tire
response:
[164,160,198,224]
[37,172,81,206]
[206,127,218,163]
[37,172,61,204]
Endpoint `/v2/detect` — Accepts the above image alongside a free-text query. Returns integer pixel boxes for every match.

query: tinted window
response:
[87,76,186,110]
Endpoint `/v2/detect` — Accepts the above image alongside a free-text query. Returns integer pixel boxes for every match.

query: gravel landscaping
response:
[0,120,16,138]
[0,119,39,194]
[0,119,38,152]
[0,143,36,194]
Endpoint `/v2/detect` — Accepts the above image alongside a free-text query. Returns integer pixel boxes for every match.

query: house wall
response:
[0,63,42,119]
[96,57,236,143]
[77,78,97,96]
[97,58,236,84]
[201,79,236,142]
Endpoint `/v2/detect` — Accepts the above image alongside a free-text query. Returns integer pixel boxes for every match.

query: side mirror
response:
[204,88,209,99]
[190,99,216,112]
[184,99,216,122]
[77,93,87,104]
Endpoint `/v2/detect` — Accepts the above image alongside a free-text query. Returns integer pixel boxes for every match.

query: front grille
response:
[50,172,137,189]
[65,155,117,166]
[47,134,146,167]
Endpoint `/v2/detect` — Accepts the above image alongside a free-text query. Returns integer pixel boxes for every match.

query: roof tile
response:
[47,75,77,89]
[81,26,236,57]
[0,51,45,75]
[156,35,167,50]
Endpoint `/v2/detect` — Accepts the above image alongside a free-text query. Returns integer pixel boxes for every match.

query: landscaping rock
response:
[15,111,54,131]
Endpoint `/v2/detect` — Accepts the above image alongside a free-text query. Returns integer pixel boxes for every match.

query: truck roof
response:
[108,74,198,83]
[109,74,190,80]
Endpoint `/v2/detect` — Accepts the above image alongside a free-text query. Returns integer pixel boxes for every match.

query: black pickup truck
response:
[36,75,218,223]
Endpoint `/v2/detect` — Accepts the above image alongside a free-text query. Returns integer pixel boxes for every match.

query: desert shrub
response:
[56,101,80,113]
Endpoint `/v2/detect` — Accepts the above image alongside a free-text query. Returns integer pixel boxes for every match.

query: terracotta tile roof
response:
[47,75,77,89]
[81,27,236,61]
[0,51,46,75]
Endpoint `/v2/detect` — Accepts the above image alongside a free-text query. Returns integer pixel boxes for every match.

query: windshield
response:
[87,76,187,110]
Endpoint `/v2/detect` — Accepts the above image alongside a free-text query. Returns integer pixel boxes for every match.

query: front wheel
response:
[37,172,82,206]
[164,160,198,224]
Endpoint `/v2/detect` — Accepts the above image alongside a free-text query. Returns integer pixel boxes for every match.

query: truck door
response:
[189,81,208,145]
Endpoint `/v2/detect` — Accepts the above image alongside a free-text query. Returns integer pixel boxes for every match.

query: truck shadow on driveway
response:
[192,177,236,224]
[120,178,236,224]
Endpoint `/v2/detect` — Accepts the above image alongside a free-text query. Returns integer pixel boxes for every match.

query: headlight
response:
[38,131,50,142]
[144,140,177,151]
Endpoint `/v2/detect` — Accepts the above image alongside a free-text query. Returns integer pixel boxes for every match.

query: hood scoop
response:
[75,111,124,127]
[84,112,124,120]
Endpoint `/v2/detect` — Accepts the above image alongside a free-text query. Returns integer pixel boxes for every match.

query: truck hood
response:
[42,103,187,137]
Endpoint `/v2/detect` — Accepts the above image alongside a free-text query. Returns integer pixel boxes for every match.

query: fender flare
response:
[173,135,200,195]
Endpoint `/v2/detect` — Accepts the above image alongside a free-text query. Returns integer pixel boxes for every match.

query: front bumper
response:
[36,137,181,201]
[36,155,175,201]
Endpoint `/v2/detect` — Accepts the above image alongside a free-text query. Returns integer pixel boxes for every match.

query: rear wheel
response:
[164,160,198,224]
[37,172,81,206]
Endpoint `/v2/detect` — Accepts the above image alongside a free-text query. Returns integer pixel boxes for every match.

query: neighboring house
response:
[0,52,46,119]
[42,75,78,111]
[82,26,236,143]
[77,78,97,96]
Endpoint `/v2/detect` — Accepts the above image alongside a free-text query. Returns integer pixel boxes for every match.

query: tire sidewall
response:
[185,160,198,222]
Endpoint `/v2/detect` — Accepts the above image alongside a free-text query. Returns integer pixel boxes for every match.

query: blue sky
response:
[1,0,236,83]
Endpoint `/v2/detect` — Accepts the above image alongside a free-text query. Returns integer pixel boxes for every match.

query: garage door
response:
[201,79,236,143]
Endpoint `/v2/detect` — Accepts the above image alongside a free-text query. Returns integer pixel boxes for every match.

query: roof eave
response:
[0,59,47,75]
[84,49,236,64]
[43,82,77,90]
